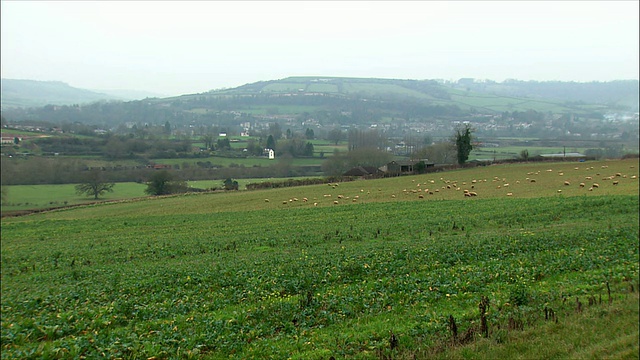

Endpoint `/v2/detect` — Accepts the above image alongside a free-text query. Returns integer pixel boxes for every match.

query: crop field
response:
[1,158,638,358]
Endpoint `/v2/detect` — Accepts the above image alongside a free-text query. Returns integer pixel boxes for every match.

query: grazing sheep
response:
[324,194,332,198]
[613,181,619,185]
[503,183,509,187]
[314,202,318,206]
[507,192,513,196]
[352,198,357,202]
[464,192,472,197]
[264,199,270,202]
[530,179,536,183]
[558,172,564,176]
[557,189,562,193]
[631,175,637,179]
[592,183,600,188]
[391,194,396,198]
[418,194,424,198]
[564,181,570,186]
[282,201,288,204]
[469,191,477,196]
[579,183,585,187]
[303,198,308,202]
[585,176,592,180]
[333,200,339,204]
[589,187,593,191]
[293,198,298,201]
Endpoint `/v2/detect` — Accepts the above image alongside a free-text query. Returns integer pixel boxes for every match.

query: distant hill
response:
[0,79,163,109]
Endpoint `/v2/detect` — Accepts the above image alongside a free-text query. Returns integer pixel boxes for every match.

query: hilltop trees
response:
[75,169,115,199]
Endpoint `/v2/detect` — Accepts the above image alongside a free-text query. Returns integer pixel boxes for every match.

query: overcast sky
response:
[1,1,638,96]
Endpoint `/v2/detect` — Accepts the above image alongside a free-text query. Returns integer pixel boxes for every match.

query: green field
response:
[1,159,638,358]
[0,183,148,212]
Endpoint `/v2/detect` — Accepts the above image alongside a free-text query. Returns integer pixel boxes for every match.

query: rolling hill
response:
[0,79,163,109]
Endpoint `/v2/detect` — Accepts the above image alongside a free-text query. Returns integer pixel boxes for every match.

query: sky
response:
[1,1,638,97]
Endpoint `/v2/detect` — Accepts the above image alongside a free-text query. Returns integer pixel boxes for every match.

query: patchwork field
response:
[1,158,638,358]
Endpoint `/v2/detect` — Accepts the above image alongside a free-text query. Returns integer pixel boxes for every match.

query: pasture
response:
[1,158,638,358]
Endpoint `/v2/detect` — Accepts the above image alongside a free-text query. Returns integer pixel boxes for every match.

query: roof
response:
[343,166,382,176]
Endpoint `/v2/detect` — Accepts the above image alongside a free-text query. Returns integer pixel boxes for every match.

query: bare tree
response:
[75,169,115,199]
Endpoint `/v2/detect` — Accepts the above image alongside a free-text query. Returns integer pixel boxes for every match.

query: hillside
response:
[0,79,162,109]
[1,159,638,358]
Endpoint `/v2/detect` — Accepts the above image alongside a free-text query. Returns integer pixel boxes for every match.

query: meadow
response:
[1,158,638,358]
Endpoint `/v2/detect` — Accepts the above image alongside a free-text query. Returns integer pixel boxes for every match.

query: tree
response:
[145,170,187,195]
[304,142,315,157]
[305,128,315,140]
[75,169,115,199]
[223,178,239,190]
[520,149,530,160]
[328,128,343,145]
[454,124,474,165]
[266,135,276,150]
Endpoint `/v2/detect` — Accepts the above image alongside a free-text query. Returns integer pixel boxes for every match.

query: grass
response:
[1,182,147,212]
[1,158,638,358]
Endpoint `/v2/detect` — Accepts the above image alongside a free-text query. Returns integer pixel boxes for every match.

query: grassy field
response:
[0,183,148,212]
[1,158,638,358]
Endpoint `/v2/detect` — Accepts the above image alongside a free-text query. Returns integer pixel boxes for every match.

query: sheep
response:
[352,198,357,202]
[507,192,513,196]
[558,172,564,176]
[293,198,299,201]
[557,189,562,193]
[530,179,536,183]
[469,191,478,197]
[264,199,270,202]
[418,194,424,199]
[564,181,570,186]
[333,200,339,205]
[503,183,509,187]
[324,194,332,198]
[302,198,308,202]
[613,180,619,185]
[314,202,318,206]
[592,183,600,188]
[585,176,592,180]
[579,183,585,187]
[391,194,396,198]
[589,187,593,191]
[282,201,288,204]
[631,176,638,179]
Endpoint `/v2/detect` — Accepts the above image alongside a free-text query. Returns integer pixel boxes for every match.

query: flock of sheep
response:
[265,163,637,206]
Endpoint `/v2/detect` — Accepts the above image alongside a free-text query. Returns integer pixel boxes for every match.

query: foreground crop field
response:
[1,159,638,358]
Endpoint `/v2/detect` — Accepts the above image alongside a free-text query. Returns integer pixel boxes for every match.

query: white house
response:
[264,148,275,160]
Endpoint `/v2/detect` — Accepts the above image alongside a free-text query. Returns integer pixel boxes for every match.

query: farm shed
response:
[343,166,383,177]
[379,160,434,174]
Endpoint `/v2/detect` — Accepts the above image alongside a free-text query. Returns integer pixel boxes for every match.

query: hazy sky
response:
[1,1,638,96]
